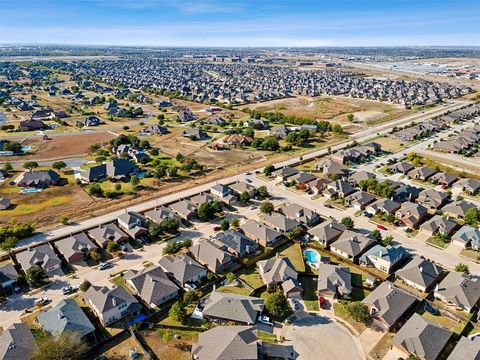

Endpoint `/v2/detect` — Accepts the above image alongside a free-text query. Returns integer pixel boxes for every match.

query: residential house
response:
[0,323,38,360]
[18,119,46,131]
[0,264,18,295]
[229,181,257,198]
[389,162,414,175]
[169,200,197,221]
[349,171,376,187]
[158,254,207,288]
[16,244,62,275]
[257,257,303,298]
[362,281,417,331]
[144,206,182,224]
[210,230,258,258]
[259,213,301,233]
[453,178,480,195]
[55,233,98,264]
[124,266,180,308]
[393,184,422,203]
[344,191,377,210]
[434,272,480,312]
[182,128,207,140]
[142,124,168,135]
[84,116,103,127]
[278,203,320,226]
[331,142,381,164]
[420,215,458,237]
[441,200,476,220]
[395,256,443,292]
[87,223,129,248]
[317,263,352,298]
[79,159,139,183]
[359,245,410,273]
[200,291,264,324]
[210,183,237,204]
[269,125,290,138]
[214,134,253,149]
[272,166,299,181]
[308,178,331,194]
[392,314,452,360]
[189,239,237,273]
[315,158,350,178]
[190,193,214,207]
[452,226,480,250]
[84,285,141,326]
[0,198,10,210]
[292,172,317,187]
[330,230,376,261]
[365,198,401,216]
[117,211,149,239]
[15,170,60,188]
[431,172,458,188]
[323,180,355,199]
[447,336,480,360]
[37,299,95,339]
[308,220,346,246]
[407,167,437,181]
[240,220,283,247]
[395,202,428,229]
[416,189,450,211]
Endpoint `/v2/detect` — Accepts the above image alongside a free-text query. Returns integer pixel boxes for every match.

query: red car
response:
[319,296,326,309]
[377,225,387,231]
[213,226,221,231]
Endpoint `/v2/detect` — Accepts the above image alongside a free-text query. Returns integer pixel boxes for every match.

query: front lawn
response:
[216,284,252,296]
[333,302,367,334]
[300,276,319,311]
[426,236,450,249]
[256,330,277,343]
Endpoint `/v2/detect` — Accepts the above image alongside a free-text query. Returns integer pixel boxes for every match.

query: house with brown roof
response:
[395,202,428,229]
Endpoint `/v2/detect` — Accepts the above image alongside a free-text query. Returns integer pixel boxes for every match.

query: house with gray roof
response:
[434,272,480,312]
[344,191,377,210]
[315,158,349,178]
[158,254,207,288]
[169,200,197,221]
[366,198,401,216]
[273,166,299,181]
[359,245,410,273]
[292,172,317,186]
[241,220,283,247]
[389,162,414,175]
[441,200,476,220]
[395,256,443,292]
[0,323,38,360]
[407,166,437,181]
[324,180,355,199]
[229,181,257,198]
[117,211,149,239]
[79,159,139,183]
[330,230,376,261]
[0,264,18,295]
[416,189,450,211]
[145,206,181,224]
[349,171,376,187]
[259,213,301,233]
[420,215,458,237]
[257,257,302,298]
[16,244,62,276]
[362,281,417,331]
[210,183,237,204]
[0,198,10,210]
[55,232,98,264]
[453,178,480,195]
[37,299,95,339]
[190,193,214,207]
[210,230,258,258]
[278,203,320,226]
[447,336,480,360]
[395,202,428,229]
[87,223,129,248]
[431,172,458,188]
[124,266,180,308]
[308,220,346,246]
[452,226,480,250]
[317,263,352,298]
[15,170,60,188]
[392,313,452,360]
[200,291,264,324]
[189,239,237,273]
[270,124,290,138]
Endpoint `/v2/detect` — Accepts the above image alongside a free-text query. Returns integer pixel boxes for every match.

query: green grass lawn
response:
[426,236,450,249]
[256,330,277,343]
[300,276,319,311]
[237,266,265,290]
[333,302,367,334]
[110,275,135,295]
[279,243,305,273]
[216,285,252,296]
[417,307,466,335]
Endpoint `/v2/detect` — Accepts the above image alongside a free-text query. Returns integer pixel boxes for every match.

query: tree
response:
[159,217,180,234]
[237,191,250,203]
[260,200,274,215]
[261,136,280,151]
[89,250,101,262]
[455,263,470,274]
[79,280,91,292]
[30,332,88,360]
[464,208,480,227]
[231,218,240,228]
[220,219,230,231]
[346,302,371,323]
[149,222,163,239]
[226,272,236,284]
[382,235,394,247]
[130,175,140,189]
[88,183,104,197]
[242,126,255,138]
[197,202,216,222]
[286,132,303,147]
[106,240,120,253]
[115,183,122,192]
[346,113,354,122]
[257,185,269,199]
[23,161,39,171]
[155,164,167,179]
[371,229,382,242]
[263,165,275,176]
[59,214,69,225]
[26,265,47,287]
[341,217,355,230]
[3,162,13,172]
[169,301,187,324]
[183,290,199,306]
[52,161,67,172]
[264,291,293,319]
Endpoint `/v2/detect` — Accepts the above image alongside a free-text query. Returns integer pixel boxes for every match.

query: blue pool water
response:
[304,249,320,269]
[21,146,32,152]
[20,188,41,194]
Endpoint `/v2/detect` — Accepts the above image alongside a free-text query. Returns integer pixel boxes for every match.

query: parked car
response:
[34,298,50,307]
[377,225,387,231]
[120,244,128,252]
[213,226,221,231]
[99,262,112,270]
[258,315,274,326]
[62,286,77,295]
[363,211,372,218]
[13,284,22,294]
[245,178,252,183]
[246,171,252,175]
[249,205,257,210]
[324,204,333,209]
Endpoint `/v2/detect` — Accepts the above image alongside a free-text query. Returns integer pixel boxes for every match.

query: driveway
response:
[279,315,363,360]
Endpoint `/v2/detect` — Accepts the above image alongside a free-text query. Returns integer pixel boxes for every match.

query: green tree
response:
[464,208,480,227]
[239,191,251,203]
[114,183,122,192]
[263,165,275,176]
[226,272,236,284]
[59,214,69,225]
[52,161,67,172]
[3,162,12,172]
[382,235,394,247]
[79,280,91,292]
[183,290,199,306]
[159,217,180,234]
[149,222,163,239]
[106,240,120,253]
[371,229,382,242]
[242,126,255,138]
[88,183,104,197]
[346,302,371,323]
[130,175,140,189]
[220,218,230,231]
[30,332,88,360]
[257,185,269,199]
[455,263,470,274]
[341,217,355,230]
[169,301,187,324]
[89,250,101,262]
[346,114,354,122]
[260,200,274,215]
[26,265,47,287]
[231,218,240,228]
[264,291,293,319]
[23,161,39,171]
[261,136,280,151]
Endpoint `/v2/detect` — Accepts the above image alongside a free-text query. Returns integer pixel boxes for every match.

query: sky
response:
[1,0,479,47]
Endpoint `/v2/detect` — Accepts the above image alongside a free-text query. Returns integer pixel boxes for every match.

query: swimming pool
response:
[21,146,32,152]
[304,249,321,269]
[20,188,42,194]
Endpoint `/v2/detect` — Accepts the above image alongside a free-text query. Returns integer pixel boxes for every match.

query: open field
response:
[241,95,413,126]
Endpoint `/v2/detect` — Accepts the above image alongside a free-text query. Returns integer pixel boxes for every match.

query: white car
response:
[99,262,112,270]
[258,315,274,326]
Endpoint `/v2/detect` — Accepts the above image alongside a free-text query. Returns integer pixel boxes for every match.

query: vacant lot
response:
[142,328,198,360]
[242,95,411,126]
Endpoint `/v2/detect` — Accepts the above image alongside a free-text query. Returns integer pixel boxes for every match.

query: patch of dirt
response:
[141,329,197,360]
